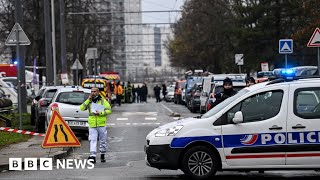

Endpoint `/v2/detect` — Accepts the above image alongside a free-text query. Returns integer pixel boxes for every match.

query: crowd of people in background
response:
[111,76,256,107]
[111,81,149,106]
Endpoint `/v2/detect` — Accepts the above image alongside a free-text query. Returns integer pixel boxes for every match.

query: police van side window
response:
[294,88,320,119]
[226,90,283,124]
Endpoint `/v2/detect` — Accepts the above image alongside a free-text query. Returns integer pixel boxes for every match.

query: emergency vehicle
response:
[81,76,111,101]
[99,72,120,104]
[145,70,320,179]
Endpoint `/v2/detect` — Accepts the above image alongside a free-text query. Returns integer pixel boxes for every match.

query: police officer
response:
[246,77,256,87]
[212,77,237,107]
[80,87,112,163]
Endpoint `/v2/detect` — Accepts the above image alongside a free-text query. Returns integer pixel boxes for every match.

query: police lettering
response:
[261,131,320,145]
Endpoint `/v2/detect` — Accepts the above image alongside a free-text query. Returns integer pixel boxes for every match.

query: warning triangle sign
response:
[307,28,320,47]
[71,59,83,70]
[5,23,31,46]
[42,110,81,148]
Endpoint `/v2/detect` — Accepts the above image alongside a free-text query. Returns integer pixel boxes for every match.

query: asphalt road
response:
[1,99,320,179]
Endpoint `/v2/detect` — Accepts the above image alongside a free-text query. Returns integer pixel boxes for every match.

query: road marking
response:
[107,123,161,126]
[160,103,174,114]
[145,117,157,121]
[122,112,158,116]
[116,118,128,121]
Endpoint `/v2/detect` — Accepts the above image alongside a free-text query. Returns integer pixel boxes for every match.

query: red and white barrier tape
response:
[0,127,45,137]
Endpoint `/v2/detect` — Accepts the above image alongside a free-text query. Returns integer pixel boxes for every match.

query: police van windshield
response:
[201,89,249,119]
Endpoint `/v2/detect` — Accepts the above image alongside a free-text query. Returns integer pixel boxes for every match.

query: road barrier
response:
[0,127,45,137]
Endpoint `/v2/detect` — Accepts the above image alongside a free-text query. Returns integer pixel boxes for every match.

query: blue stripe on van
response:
[170,136,223,148]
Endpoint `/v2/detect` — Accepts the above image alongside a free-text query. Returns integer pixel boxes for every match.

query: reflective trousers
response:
[89,126,107,157]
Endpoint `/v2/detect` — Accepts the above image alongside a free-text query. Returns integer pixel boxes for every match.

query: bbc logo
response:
[9,158,94,170]
[9,158,53,170]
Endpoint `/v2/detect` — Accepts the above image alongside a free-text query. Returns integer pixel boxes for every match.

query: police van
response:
[145,71,320,179]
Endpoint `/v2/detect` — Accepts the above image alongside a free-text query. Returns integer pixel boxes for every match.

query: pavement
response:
[0,135,79,172]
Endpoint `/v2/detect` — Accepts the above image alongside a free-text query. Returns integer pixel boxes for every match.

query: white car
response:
[45,87,91,135]
[145,75,320,179]
[165,85,175,102]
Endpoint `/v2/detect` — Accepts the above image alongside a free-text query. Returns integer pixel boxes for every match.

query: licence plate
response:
[67,121,88,126]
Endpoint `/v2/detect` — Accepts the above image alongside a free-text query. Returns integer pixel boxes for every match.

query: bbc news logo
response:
[9,158,94,170]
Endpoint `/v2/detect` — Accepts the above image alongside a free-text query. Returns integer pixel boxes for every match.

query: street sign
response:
[86,48,98,59]
[279,39,293,54]
[5,23,31,46]
[307,28,320,47]
[71,59,83,70]
[235,54,244,65]
[261,62,269,72]
[61,73,69,85]
[42,110,81,148]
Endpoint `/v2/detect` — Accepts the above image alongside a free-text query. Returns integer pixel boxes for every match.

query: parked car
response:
[185,76,203,107]
[188,83,202,113]
[174,80,186,104]
[30,87,47,125]
[45,87,91,135]
[33,86,67,132]
[165,85,175,102]
[200,76,214,114]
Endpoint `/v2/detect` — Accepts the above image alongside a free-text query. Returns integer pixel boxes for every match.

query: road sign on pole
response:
[235,54,244,65]
[307,28,320,47]
[71,59,83,70]
[307,28,320,75]
[5,23,31,46]
[279,39,293,68]
[279,39,293,54]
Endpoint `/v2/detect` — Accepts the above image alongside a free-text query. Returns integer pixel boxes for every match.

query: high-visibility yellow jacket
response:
[80,97,112,128]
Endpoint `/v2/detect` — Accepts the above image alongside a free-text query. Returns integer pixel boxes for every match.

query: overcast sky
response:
[141,0,185,24]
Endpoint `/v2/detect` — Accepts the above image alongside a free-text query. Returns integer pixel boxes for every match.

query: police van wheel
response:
[182,146,218,179]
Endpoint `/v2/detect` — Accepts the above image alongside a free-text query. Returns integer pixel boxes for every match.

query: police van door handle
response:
[269,125,282,130]
[292,124,306,129]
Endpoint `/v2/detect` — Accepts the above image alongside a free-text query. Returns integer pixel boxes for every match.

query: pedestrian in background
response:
[116,81,123,106]
[137,85,141,103]
[80,87,112,163]
[162,84,167,101]
[141,83,148,103]
[132,85,136,103]
[154,84,161,102]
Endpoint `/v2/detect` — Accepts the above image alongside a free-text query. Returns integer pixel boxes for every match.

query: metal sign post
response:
[5,23,31,131]
[71,59,83,86]
[279,39,293,68]
[86,48,98,87]
[307,28,320,75]
[235,54,244,73]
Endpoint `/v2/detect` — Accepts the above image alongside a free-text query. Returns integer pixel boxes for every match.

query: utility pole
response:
[15,0,27,115]
[60,0,67,76]
[44,0,53,85]
[51,0,57,85]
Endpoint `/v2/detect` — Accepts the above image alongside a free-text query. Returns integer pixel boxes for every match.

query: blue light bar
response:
[275,68,296,80]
